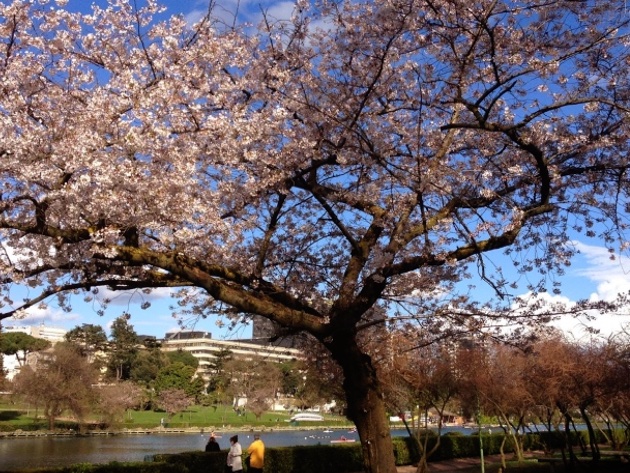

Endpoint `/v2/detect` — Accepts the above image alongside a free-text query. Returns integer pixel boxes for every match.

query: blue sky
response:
[61,0,298,26]
[6,238,629,341]
[512,240,630,339]
[0,3,298,340]
[3,1,630,340]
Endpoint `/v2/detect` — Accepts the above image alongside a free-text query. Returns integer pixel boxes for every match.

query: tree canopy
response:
[1,1,629,471]
[0,332,51,365]
[65,324,108,358]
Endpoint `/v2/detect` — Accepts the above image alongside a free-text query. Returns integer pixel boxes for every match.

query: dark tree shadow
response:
[0,410,21,421]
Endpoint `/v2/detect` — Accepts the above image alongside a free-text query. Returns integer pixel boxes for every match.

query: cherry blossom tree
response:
[156,387,194,421]
[95,381,143,426]
[1,1,630,471]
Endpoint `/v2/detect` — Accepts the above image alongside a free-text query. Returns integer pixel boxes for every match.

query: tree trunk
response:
[579,405,600,461]
[328,334,398,473]
[499,414,524,462]
[45,402,56,431]
[498,435,507,470]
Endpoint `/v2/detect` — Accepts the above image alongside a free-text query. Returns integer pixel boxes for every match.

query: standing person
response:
[205,435,221,452]
[227,435,243,473]
[246,433,265,473]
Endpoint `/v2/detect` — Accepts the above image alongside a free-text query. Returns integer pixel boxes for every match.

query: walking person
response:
[227,435,243,473]
[246,433,265,473]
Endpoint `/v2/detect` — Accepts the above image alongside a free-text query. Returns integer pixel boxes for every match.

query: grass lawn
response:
[0,401,351,431]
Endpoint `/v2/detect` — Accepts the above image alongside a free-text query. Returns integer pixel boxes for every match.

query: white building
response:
[162,330,304,411]
[1,324,67,380]
[161,330,302,381]
[4,324,67,343]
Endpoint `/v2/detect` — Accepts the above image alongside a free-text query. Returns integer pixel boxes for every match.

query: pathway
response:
[396,453,533,472]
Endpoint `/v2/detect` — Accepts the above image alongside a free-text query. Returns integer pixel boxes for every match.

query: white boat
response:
[323,429,333,433]
[287,413,325,422]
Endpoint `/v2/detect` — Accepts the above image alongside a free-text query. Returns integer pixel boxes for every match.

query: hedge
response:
[0,462,186,473]
[3,429,625,473]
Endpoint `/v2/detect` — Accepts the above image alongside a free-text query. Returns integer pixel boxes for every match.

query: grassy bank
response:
[0,401,354,432]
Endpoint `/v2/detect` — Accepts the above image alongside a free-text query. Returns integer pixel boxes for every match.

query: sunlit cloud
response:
[263,1,297,21]
[88,286,173,307]
[4,305,80,328]
[518,241,630,339]
[572,241,630,302]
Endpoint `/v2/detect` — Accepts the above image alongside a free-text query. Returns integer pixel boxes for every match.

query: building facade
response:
[161,330,302,383]
[1,324,67,380]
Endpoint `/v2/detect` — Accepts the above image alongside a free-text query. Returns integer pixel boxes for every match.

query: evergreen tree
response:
[107,314,139,381]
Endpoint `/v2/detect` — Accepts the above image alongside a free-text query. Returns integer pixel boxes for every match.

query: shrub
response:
[153,445,365,473]
[0,461,187,473]
[154,451,226,473]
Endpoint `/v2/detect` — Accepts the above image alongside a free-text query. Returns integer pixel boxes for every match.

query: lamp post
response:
[477,398,485,473]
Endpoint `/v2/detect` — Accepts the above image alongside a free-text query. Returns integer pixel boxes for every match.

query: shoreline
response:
[0,424,369,440]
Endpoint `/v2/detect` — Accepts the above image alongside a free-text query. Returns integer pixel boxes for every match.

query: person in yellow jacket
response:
[246,433,265,473]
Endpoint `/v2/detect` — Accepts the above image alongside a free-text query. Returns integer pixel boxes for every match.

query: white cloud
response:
[503,238,630,340]
[263,1,297,22]
[507,289,627,341]
[572,241,630,302]
[88,286,173,307]
[6,304,80,328]
[548,241,630,338]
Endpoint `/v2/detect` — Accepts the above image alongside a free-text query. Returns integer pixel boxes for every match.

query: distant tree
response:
[248,396,272,420]
[556,340,617,461]
[12,343,99,430]
[278,361,300,397]
[156,388,194,420]
[608,388,630,450]
[155,361,205,400]
[388,335,461,473]
[475,344,535,465]
[593,336,630,451]
[65,324,108,358]
[107,315,139,381]
[94,381,143,427]
[0,332,50,366]
[165,349,199,369]
[222,358,283,419]
[247,361,282,419]
[296,343,345,412]
[205,348,234,407]
[130,347,167,388]
[523,335,567,434]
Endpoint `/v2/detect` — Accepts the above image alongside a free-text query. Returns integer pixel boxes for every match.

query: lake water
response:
[0,427,492,471]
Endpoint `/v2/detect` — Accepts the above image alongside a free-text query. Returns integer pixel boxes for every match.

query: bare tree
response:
[12,343,99,430]
[385,331,462,473]
[94,381,143,427]
[156,388,194,421]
